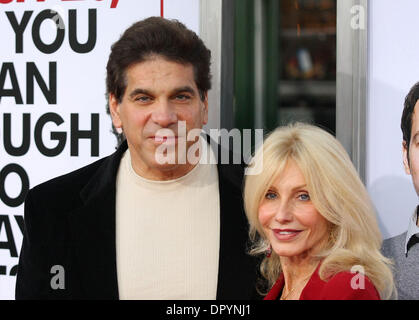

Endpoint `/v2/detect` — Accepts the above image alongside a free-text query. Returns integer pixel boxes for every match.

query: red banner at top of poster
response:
[0,0,120,9]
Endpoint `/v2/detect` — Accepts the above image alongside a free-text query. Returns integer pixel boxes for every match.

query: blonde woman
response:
[244,123,395,300]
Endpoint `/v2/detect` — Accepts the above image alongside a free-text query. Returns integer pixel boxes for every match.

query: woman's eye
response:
[265,191,277,200]
[298,193,310,201]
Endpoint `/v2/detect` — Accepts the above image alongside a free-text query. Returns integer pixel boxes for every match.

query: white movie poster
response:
[0,0,199,300]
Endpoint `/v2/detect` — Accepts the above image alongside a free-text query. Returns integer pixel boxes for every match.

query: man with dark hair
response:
[16,17,258,299]
[382,81,419,300]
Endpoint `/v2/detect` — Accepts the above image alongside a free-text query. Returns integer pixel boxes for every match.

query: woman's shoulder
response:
[319,270,380,300]
[266,268,381,300]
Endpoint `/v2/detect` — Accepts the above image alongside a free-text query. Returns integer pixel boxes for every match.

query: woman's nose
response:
[274,201,293,224]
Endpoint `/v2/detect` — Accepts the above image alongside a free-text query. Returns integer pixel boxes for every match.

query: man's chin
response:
[151,161,182,171]
[144,160,197,181]
[133,147,199,179]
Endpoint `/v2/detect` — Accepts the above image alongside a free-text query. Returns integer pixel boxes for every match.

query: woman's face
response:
[258,160,329,259]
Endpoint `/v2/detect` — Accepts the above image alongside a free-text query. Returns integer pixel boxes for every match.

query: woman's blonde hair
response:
[244,123,395,299]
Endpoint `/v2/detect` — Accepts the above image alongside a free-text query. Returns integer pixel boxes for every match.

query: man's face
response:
[109,56,208,180]
[403,101,419,196]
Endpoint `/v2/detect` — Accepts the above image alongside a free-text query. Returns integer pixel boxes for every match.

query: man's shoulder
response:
[21,155,115,246]
[30,156,108,198]
[382,232,407,259]
[26,155,115,216]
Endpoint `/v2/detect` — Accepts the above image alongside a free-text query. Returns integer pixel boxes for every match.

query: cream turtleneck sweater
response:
[115,139,220,300]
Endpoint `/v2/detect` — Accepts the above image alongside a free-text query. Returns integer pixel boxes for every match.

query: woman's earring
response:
[266,245,272,258]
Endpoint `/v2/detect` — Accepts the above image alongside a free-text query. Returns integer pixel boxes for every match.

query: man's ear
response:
[202,92,208,125]
[109,94,122,130]
[403,140,411,175]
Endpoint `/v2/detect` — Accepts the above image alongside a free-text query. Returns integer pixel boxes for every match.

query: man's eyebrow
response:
[171,86,196,95]
[129,88,153,99]
[128,87,196,99]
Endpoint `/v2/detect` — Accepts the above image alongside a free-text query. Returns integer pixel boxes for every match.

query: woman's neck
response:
[279,253,321,300]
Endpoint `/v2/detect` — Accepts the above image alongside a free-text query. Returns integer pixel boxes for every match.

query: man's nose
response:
[151,99,177,127]
[274,201,293,224]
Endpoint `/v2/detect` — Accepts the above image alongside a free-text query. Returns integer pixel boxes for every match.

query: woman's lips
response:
[272,229,302,241]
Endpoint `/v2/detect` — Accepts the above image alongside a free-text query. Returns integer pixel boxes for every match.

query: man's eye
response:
[135,96,152,102]
[298,193,310,201]
[265,191,277,200]
[175,94,191,101]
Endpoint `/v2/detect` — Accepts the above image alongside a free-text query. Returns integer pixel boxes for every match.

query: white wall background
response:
[367,0,419,239]
[0,0,199,300]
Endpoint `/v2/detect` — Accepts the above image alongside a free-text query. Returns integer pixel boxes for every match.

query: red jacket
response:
[264,264,380,300]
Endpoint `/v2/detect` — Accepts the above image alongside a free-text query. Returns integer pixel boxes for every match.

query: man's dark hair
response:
[401,82,419,157]
[106,17,212,103]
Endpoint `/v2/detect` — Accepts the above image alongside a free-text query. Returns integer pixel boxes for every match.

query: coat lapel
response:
[210,137,258,299]
[68,142,128,299]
